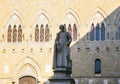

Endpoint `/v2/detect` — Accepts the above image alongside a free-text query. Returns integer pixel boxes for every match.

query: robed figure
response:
[53,25,72,70]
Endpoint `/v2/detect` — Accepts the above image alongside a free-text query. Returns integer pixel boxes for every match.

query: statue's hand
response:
[56,42,62,50]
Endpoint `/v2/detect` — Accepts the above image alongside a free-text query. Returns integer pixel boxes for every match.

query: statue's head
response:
[59,24,65,32]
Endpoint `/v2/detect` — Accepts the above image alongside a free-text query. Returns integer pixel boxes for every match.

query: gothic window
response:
[73,24,77,41]
[101,22,105,41]
[68,24,72,36]
[119,28,120,40]
[118,27,120,40]
[13,25,17,42]
[95,59,101,74]
[96,23,100,41]
[35,14,50,42]
[35,24,39,42]
[45,24,49,42]
[7,25,12,42]
[18,25,22,42]
[118,19,120,40]
[90,23,94,41]
[7,14,23,42]
[40,24,44,42]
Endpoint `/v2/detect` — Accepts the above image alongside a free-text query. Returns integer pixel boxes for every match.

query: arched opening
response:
[40,24,44,42]
[34,13,50,42]
[96,23,100,41]
[19,76,36,84]
[13,57,41,84]
[35,24,39,42]
[73,24,77,41]
[89,12,105,41]
[101,22,105,41]
[63,13,78,41]
[118,19,120,40]
[18,25,22,42]
[7,25,12,42]
[7,14,23,42]
[90,23,94,41]
[45,24,49,42]
[95,59,101,74]
[13,25,17,42]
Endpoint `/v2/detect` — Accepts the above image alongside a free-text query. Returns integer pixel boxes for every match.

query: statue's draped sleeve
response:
[66,32,72,46]
[53,33,59,69]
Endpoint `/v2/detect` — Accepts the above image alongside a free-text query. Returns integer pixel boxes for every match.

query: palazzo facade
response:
[0,0,120,84]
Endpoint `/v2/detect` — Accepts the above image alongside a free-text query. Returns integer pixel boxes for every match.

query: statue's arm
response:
[55,33,60,43]
[66,32,72,46]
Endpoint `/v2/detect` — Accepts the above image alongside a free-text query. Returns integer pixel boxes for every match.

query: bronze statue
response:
[53,24,72,70]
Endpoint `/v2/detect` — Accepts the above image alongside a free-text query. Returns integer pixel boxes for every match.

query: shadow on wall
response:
[70,6,120,84]
[44,7,120,84]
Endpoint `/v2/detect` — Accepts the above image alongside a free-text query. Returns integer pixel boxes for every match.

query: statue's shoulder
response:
[56,32,61,38]
[64,31,68,33]
[66,31,70,35]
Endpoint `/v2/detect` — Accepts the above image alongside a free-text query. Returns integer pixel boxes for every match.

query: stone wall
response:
[0,0,119,84]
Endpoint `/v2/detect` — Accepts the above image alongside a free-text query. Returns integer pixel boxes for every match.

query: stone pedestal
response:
[49,68,75,84]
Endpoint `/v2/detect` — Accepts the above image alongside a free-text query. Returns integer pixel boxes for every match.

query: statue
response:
[49,25,75,84]
[53,24,72,71]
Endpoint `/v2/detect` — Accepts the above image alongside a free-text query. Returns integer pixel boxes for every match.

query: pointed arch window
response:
[95,59,101,74]
[96,23,100,41]
[90,23,95,41]
[35,24,39,42]
[63,13,78,41]
[7,25,12,42]
[7,14,23,43]
[18,25,22,42]
[118,27,120,40]
[40,24,44,42]
[118,19,120,40]
[34,14,51,42]
[13,25,17,42]
[45,24,49,42]
[101,23,105,41]
[73,24,77,41]
[68,24,72,36]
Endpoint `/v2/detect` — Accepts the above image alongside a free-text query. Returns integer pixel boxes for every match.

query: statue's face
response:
[60,27,64,32]
[59,25,65,32]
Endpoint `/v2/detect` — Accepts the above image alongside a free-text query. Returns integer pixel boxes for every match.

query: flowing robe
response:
[53,31,72,69]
